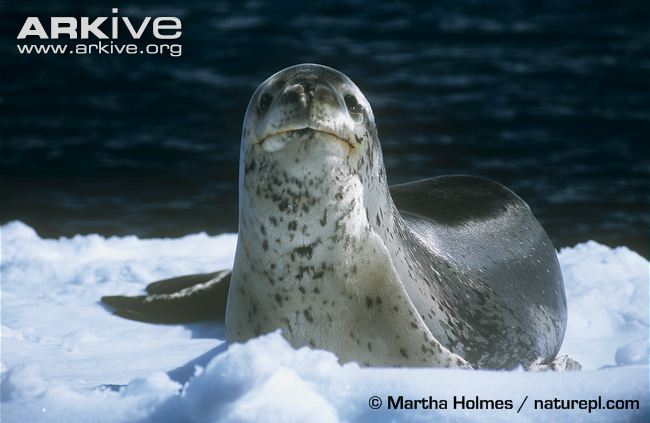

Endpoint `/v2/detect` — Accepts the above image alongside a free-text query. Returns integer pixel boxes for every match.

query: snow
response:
[557,241,649,370]
[1,221,648,422]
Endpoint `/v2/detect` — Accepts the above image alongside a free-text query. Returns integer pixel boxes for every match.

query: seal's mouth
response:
[256,127,354,149]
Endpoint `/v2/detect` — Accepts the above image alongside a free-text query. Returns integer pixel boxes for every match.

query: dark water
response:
[1,0,649,257]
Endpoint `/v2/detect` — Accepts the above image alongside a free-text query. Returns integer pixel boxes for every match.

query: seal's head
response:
[241,64,380,178]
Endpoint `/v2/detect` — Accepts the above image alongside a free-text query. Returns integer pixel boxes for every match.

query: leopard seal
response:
[103,64,578,370]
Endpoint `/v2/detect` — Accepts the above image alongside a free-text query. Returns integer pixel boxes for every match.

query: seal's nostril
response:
[303,81,314,97]
[282,83,307,105]
[289,83,305,95]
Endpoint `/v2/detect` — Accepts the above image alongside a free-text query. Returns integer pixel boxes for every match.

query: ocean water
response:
[1,0,649,256]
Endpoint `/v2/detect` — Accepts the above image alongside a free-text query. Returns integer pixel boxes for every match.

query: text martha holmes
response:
[387,395,514,410]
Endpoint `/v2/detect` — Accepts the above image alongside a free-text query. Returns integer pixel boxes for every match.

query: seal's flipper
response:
[345,232,473,369]
[145,270,230,295]
[527,355,582,372]
[101,270,231,323]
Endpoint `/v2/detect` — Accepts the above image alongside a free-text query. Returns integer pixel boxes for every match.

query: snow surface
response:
[1,221,648,422]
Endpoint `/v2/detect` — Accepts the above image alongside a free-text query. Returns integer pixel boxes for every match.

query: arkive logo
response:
[16,8,183,57]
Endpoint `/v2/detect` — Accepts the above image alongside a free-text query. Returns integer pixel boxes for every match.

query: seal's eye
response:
[259,93,273,111]
[344,94,362,114]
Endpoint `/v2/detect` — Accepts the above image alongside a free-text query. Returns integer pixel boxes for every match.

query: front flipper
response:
[527,355,582,372]
[344,232,472,369]
[101,270,231,323]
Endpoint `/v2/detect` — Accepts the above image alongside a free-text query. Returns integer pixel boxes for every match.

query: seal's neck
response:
[236,133,396,277]
[240,161,370,250]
